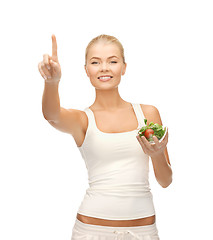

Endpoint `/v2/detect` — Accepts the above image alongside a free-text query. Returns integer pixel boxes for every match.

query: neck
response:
[92,87,127,111]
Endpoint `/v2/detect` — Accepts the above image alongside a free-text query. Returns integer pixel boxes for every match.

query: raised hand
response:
[38,34,62,83]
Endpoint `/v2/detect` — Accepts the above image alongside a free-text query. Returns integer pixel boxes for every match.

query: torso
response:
[74,102,155,227]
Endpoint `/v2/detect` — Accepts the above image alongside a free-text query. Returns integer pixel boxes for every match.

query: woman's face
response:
[85,42,127,90]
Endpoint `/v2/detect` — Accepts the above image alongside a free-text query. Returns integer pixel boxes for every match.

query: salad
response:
[137,119,167,143]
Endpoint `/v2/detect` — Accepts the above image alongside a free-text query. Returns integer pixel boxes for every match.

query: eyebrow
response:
[90,56,119,60]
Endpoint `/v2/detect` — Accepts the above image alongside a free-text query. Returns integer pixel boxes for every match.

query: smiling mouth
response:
[98,76,113,79]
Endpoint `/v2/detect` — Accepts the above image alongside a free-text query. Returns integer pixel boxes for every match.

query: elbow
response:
[162,167,173,188]
[161,183,171,188]
[161,178,173,188]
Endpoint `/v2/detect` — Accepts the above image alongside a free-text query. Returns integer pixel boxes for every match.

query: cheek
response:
[115,67,124,75]
[110,64,122,72]
[87,68,97,77]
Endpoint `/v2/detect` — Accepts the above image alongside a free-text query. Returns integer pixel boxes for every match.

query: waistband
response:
[73,218,159,239]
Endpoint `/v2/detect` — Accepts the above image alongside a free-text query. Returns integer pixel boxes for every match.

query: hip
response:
[72,217,160,240]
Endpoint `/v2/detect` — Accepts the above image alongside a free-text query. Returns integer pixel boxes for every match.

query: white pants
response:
[71,218,160,240]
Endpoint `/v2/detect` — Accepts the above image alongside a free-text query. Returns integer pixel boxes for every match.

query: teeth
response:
[99,76,111,79]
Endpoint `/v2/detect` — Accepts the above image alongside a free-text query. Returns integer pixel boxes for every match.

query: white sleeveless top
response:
[76,103,156,220]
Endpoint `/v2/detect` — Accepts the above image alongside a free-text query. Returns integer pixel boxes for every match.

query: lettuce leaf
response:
[137,118,166,142]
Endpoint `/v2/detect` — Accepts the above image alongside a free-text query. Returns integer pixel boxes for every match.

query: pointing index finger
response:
[51,34,58,61]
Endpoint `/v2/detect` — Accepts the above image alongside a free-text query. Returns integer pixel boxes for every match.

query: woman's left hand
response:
[136,127,168,158]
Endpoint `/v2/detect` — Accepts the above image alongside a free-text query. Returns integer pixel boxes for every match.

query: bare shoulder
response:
[140,104,163,126]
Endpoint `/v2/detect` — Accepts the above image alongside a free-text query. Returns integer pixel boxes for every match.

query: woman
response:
[39,34,172,240]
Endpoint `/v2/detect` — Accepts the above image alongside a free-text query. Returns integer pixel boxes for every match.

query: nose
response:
[100,62,109,71]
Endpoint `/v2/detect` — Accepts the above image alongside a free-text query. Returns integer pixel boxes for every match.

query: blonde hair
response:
[85,34,126,66]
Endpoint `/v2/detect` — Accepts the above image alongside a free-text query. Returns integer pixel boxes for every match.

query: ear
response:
[121,62,127,76]
[84,65,89,77]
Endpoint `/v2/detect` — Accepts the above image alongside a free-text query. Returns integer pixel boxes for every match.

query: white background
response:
[0,0,213,239]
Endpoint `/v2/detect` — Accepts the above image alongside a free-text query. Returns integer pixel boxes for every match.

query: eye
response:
[111,61,117,63]
[91,62,98,64]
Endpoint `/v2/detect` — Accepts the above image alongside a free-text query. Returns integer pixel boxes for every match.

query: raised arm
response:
[38,34,84,137]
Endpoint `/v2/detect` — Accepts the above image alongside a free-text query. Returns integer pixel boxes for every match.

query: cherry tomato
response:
[144,128,154,139]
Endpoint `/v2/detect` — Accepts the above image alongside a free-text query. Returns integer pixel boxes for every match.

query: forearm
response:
[42,81,61,121]
[151,152,173,188]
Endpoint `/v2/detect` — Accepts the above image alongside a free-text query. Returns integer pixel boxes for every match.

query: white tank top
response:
[76,103,156,220]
